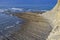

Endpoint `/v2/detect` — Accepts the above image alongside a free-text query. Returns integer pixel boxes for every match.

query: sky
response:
[0,0,57,10]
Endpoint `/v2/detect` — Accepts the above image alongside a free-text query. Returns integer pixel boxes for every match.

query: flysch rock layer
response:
[5,0,59,40]
[11,13,52,40]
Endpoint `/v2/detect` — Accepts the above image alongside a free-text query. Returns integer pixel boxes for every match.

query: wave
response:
[0,8,48,13]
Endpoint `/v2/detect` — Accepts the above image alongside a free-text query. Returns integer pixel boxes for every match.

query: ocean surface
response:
[0,0,57,10]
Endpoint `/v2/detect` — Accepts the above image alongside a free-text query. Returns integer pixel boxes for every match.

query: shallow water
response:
[0,13,25,40]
